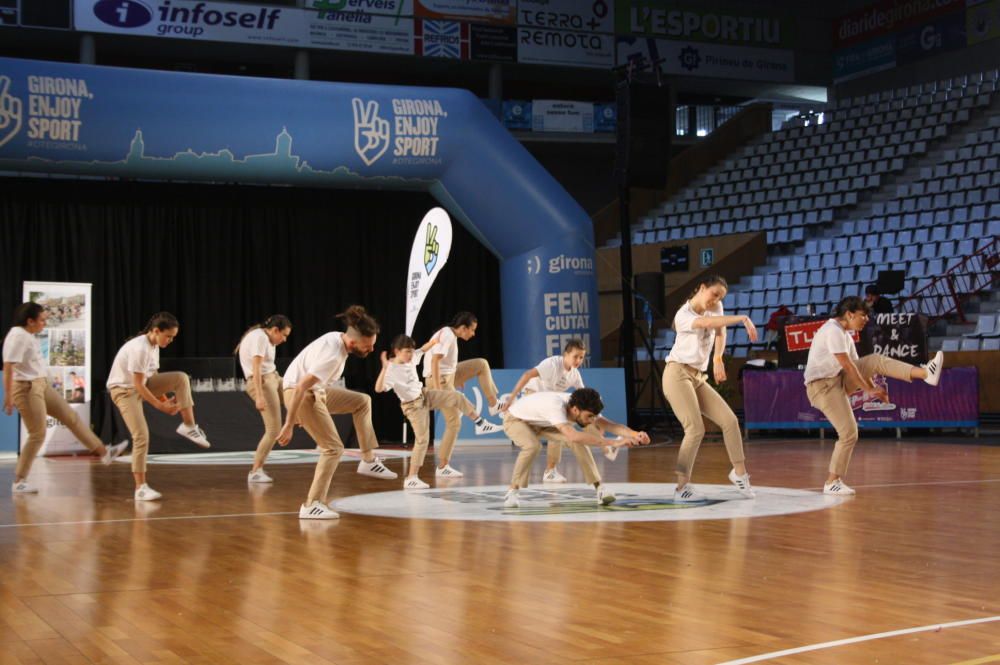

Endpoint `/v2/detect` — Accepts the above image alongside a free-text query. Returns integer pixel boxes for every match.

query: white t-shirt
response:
[283,332,347,390]
[508,391,572,428]
[804,319,858,384]
[525,355,584,393]
[106,335,160,388]
[422,326,459,377]
[666,301,724,372]
[2,327,48,381]
[381,351,425,403]
[238,328,277,380]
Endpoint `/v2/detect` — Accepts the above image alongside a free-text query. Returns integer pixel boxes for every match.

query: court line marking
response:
[2,477,999,529]
[0,511,298,529]
[715,616,1000,665]
[948,654,1000,665]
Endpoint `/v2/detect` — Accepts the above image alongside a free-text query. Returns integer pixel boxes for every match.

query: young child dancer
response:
[422,311,507,478]
[236,314,292,484]
[277,305,396,520]
[661,275,757,502]
[107,312,211,501]
[805,295,943,495]
[502,387,649,508]
[502,339,617,483]
[3,303,127,494]
[376,334,503,489]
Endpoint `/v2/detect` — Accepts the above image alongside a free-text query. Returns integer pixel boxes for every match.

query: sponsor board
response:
[330,483,848,522]
[414,0,515,25]
[616,1,791,48]
[518,26,614,68]
[616,35,794,82]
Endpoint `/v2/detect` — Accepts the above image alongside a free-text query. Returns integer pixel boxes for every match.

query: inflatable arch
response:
[0,57,599,367]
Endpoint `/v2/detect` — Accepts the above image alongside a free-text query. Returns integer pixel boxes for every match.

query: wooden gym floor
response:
[0,436,998,665]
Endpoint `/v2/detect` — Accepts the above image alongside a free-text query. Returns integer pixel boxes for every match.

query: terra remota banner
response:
[406,207,453,336]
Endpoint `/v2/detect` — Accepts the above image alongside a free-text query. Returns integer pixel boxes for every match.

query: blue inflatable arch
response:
[0,57,599,368]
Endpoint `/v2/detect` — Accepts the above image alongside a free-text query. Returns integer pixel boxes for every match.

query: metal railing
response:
[897,236,1000,324]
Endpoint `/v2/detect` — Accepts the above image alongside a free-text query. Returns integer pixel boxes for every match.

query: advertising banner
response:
[518,27,614,68]
[616,36,795,82]
[470,23,517,61]
[414,0,515,25]
[415,19,469,58]
[777,316,859,368]
[894,8,968,64]
[832,33,897,81]
[616,1,791,48]
[861,312,929,363]
[594,102,616,132]
[74,0,416,55]
[21,281,93,456]
[434,368,627,441]
[833,0,964,48]
[405,208,453,336]
[743,367,978,429]
[531,100,594,133]
[502,100,532,129]
[518,0,615,33]
[967,0,1000,45]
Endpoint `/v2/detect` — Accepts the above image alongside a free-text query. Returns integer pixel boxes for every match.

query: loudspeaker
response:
[634,271,666,318]
[876,270,905,294]
[615,79,672,188]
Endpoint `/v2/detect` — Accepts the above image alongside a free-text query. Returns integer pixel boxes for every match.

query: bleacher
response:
[625,69,1000,361]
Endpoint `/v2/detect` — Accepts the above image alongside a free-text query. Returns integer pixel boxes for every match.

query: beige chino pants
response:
[110,371,194,472]
[12,377,103,479]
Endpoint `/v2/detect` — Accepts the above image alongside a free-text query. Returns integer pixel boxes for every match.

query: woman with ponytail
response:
[661,275,757,503]
[236,315,292,484]
[3,303,127,495]
[421,311,507,478]
[804,295,943,495]
[277,305,396,520]
[107,312,211,501]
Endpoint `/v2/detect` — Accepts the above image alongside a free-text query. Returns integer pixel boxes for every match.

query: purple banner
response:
[743,366,979,429]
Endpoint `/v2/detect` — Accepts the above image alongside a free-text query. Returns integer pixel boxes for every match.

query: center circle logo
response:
[331,483,847,522]
[94,0,153,28]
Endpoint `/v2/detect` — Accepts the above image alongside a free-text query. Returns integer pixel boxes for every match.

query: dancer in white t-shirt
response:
[3,303,127,495]
[661,275,757,503]
[422,311,507,478]
[278,306,397,520]
[235,314,292,484]
[502,339,618,483]
[377,334,503,489]
[502,388,650,508]
[107,312,212,501]
[804,295,943,496]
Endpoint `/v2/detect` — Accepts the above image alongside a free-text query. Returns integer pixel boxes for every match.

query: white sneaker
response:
[922,350,944,386]
[357,457,397,479]
[474,419,503,435]
[403,476,429,489]
[603,445,620,462]
[596,484,616,505]
[134,484,162,501]
[299,501,339,520]
[488,397,509,417]
[102,440,129,465]
[176,423,211,448]
[247,469,273,484]
[542,468,567,483]
[674,484,705,503]
[824,479,856,495]
[435,464,463,478]
[12,480,38,494]
[503,488,519,508]
[728,468,756,498]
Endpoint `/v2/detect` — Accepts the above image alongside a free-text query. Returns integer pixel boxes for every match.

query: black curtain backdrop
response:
[0,178,503,442]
